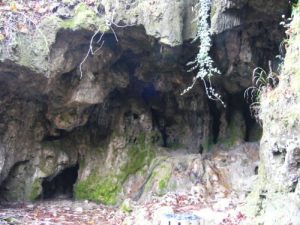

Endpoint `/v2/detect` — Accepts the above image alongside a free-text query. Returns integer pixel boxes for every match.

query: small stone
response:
[26,204,35,208]
[75,207,83,213]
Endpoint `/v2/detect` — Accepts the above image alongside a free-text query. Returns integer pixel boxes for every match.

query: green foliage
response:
[187,0,219,78]
[182,0,225,106]
[244,65,279,122]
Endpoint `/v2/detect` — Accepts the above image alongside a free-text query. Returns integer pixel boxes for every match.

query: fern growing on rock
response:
[244,62,279,123]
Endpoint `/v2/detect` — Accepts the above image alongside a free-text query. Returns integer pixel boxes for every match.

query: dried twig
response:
[78,0,135,78]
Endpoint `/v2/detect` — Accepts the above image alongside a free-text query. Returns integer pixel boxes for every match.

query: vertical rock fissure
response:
[208,100,221,144]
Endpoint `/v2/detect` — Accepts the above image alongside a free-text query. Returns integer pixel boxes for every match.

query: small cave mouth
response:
[254,165,259,175]
[40,163,79,200]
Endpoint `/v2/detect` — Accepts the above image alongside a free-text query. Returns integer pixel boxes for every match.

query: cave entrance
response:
[208,91,262,145]
[41,163,79,200]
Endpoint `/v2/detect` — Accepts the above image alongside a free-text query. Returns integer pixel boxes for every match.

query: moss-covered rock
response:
[144,160,172,196]
[120,199,133,213]
[61,3,108,31]
[75,172,120,205]
[123,134,156,176]
[30,178,42,201]
[246,4,300,223]
[75,133,156,205]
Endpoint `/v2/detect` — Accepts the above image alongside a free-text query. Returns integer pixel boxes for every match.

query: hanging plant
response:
[182,0,225,107]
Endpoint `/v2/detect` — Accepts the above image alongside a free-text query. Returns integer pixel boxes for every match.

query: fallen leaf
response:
[37,7,48,14]
[10,2,17,12]
[0,33,5,41]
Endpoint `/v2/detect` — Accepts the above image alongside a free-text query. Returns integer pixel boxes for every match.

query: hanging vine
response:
[182,0,225,107]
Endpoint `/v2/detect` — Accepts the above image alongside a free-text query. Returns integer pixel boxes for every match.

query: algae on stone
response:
[75,133,156,205]
[75,172,120,205]
[61,3,108,32]
[143,160,172,196]
[30,178,42,201]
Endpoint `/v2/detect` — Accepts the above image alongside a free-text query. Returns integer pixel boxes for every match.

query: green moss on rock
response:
[144,160,172,196]
[61,3,108,31]
[159,179,167,191]
[30,179,42,201]
[122,134,155,176]
[157,164,172,196]
[75,172,120,205]
[120,200,133,213]
[75,133,156,205]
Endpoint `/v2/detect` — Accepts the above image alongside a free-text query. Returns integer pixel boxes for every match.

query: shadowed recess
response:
[40,164,79,200]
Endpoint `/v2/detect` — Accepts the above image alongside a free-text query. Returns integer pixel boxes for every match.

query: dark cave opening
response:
[208,101,221,144]
[227,92,262,142]
[151,108,168,147]
[42,129,69,142]
[208,91,262,145]
[40,163,79,200]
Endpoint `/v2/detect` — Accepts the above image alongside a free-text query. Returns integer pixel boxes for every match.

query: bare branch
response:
[78,0,136,79]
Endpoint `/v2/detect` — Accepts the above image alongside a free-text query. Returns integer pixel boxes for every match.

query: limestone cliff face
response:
[247,5,300,225]
[0,0,289,206]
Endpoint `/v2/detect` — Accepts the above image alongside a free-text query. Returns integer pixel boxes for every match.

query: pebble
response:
[26,204,34,209]
[75,207,83,213]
